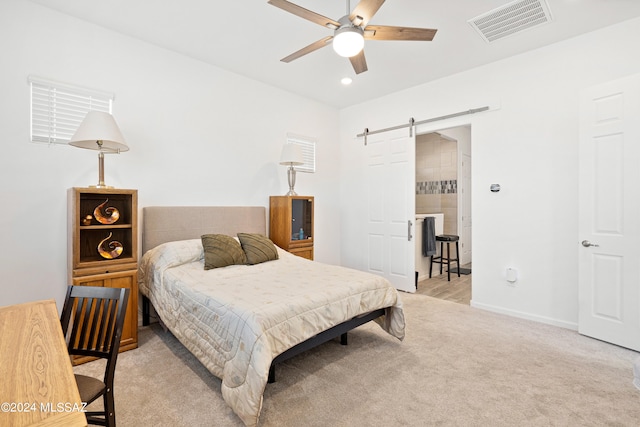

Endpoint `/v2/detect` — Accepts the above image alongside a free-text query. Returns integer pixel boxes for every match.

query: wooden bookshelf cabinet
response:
[269,196,314,260]
[67,187,138,364]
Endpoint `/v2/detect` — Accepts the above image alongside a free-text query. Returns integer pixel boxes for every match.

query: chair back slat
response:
[104,299,118,351]
[78,298,96,350]
[86,298,103,350]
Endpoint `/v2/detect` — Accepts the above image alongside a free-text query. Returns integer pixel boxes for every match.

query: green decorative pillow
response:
[201,234,247,270]
[237,233,279,265]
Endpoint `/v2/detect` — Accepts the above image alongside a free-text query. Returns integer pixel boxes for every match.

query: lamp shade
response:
[279,143,304,166]
[333,26,365,57]
[69,111,128,152]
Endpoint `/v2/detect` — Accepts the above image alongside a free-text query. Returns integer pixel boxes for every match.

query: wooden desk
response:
[0,299,87,427]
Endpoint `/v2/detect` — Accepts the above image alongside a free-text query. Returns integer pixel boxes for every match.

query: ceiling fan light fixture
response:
[333,26,364,57]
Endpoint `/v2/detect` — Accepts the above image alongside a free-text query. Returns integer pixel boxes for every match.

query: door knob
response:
[581,240,599,247]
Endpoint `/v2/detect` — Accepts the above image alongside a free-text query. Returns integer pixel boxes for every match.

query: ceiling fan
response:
[267,0,437,74]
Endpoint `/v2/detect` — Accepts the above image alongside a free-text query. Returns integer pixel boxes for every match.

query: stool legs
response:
[446,242,450,281]
[428,240,461,282]
[455,241,460,279]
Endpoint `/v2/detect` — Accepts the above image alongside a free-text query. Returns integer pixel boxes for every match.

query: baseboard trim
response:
[470,300,578,331]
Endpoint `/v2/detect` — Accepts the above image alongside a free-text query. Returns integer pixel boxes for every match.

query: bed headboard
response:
[142,206,267,254]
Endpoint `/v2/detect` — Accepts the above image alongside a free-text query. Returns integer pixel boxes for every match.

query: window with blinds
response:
[29,76,113,145]
[286,133,316,173]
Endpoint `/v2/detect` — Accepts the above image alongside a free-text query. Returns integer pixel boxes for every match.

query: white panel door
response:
[366,129,416,293]
[578,73,640,351]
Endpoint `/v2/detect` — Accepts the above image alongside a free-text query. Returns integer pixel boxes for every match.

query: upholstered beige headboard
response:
[142,206,266,254]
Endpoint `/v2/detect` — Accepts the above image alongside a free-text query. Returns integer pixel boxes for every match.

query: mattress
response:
[139,238,405,426]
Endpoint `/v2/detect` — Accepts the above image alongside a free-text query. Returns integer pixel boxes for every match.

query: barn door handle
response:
[581,240,599,247]
[408,220,413,241]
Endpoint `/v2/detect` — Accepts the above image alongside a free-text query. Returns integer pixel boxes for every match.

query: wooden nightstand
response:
[269,196,314,260]
[67,187,138,364]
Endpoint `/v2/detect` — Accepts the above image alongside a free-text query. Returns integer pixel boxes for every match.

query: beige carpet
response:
[74,293,640,426]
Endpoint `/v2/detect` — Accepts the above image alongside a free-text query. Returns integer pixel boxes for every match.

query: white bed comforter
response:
[139,239,405,426]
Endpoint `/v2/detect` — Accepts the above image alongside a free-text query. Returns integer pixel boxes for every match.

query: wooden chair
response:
[60,285,130,427]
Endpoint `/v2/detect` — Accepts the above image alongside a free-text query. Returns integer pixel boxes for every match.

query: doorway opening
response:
[414,125,472,305]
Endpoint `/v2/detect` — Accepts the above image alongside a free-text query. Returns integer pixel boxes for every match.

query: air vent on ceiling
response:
[468,0,553,43]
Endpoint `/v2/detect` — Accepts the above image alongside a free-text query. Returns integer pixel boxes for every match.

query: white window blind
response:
[29,76,113,145]
[286,133,316,173]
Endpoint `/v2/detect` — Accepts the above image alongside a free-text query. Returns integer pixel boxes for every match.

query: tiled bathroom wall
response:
[416,133,458,235]
[416,180,457,194]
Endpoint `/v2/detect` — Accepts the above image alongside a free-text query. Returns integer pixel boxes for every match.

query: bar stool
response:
[429,235,460,281]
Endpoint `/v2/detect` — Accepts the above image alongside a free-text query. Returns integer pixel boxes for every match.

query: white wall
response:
[0,0,341,309]
[339,17,640,329]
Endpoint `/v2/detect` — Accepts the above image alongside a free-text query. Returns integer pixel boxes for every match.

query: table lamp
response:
[279,143,304,196]
[69,111,128,188]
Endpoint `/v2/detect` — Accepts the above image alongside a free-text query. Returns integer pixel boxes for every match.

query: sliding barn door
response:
[365,129,416,293]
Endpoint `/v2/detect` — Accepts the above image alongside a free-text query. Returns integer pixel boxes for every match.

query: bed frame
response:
[140,205,387,382]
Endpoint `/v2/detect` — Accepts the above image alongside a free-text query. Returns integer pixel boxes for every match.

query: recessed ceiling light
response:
[341,77,353,85]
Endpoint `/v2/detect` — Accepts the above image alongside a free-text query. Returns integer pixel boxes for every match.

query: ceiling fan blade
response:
[280,36,333,63]
[349,0,385,28]
[364,25,437,41]
[349,50,368,74]
[268,0,341,29]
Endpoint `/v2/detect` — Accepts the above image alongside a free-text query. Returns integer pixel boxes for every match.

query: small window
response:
[29,76,114,145]
[286,133,316,173]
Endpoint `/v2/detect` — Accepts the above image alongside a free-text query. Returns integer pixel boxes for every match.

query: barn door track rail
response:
[358,106,489,145]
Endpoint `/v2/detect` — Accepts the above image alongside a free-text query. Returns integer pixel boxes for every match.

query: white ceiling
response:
[29,0,640,109]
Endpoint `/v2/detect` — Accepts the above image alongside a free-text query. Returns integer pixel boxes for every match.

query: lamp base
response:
[92,151,115,189]
[285,166,298,196]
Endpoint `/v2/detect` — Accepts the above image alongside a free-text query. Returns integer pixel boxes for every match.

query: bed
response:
[138,206,405,426]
